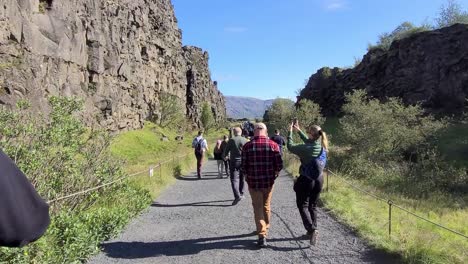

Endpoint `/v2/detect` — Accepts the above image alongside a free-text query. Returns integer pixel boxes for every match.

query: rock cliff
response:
[0,0,225,131]
[300,24,468,116]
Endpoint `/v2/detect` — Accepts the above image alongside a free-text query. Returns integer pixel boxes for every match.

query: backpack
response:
[194,138,203,154]
[299,148,327,180]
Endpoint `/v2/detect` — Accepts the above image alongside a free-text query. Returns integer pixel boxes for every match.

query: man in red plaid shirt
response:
[241,122,283,248]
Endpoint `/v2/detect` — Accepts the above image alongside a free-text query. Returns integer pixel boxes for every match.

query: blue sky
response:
[172,0,468,100]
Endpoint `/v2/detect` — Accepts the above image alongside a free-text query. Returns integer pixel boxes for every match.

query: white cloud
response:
[324,0,346,10]
[224,26,248,33]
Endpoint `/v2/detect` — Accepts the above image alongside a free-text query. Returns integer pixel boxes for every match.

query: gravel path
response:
[88,159,401,264]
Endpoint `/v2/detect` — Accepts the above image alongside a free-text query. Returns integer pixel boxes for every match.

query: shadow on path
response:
[175,174,226,181]
[101,233,269,259]
[101,232,401,262]
[151,200,233,208]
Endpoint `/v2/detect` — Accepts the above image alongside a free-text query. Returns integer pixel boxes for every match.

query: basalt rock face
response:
[0,0,225,131]
[300,24,468,116]
[184,46,225,127]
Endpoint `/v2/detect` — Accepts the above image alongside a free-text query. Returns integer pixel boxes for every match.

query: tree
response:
[294,99,325,130]
[435,0,468,28]
[159,92,185,128]
[200,102,215,133]
[263,98,295,135]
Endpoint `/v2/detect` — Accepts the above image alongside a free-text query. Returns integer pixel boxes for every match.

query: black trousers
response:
[195,152,203,177]
[293,174,323,232]
[224,159,230,177]
[229,158,244,199]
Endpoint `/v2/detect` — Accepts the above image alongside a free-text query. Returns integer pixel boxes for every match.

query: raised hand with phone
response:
[290,118,300,132]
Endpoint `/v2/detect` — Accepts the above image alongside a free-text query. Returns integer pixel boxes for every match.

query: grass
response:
[321,176,468,264]
[110,122,227,197]
[111,122,191,170]
[283,152,468,264]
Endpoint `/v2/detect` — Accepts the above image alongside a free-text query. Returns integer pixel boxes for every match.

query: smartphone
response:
[292,118,298,126]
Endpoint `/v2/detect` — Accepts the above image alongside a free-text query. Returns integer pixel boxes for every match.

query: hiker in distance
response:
[222,127,248,205]
[192,131,209,179]
[241,122,283,247]
[287,120,328,246]
[213,139,225,178]
[270,129,286,155]
[220,135,230,177]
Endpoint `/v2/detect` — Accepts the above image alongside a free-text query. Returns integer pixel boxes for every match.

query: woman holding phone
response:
[286,120,328,246]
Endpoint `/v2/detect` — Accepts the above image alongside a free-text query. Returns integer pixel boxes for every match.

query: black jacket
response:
[0,149,50,247]
[270,135,286,152]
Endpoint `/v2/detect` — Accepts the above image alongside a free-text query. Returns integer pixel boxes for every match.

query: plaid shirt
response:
[242,136,283,189]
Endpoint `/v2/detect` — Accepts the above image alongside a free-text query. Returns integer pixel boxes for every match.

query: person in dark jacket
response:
[270,129,286,155]
[287,121,328,247]
[213,139,225,178]
[220,135,230,177]
[0,149,50,247]
[222,127,248,205]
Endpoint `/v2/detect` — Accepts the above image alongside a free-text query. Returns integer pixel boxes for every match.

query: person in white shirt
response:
[192,131,208,179]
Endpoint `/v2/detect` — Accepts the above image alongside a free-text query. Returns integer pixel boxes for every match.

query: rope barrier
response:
[47,153,190,205]
[326,169,468,240]
[327,169,388,203]
[391,203,468,239]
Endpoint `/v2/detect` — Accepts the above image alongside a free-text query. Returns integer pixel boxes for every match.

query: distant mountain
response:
[225,96,274,119]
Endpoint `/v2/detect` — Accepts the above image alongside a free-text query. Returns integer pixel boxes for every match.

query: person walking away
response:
[270,129,286,155]
[222,127,248,205]
[242,122,283,247]
[220,135,230,177]
[287,121,328,246]
[213,139,224,178]
[192,131,208,179]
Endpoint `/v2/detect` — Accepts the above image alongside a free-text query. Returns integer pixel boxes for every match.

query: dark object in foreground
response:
[0,149,50,247]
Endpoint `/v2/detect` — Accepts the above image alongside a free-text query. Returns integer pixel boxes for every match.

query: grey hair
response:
[233,127,242,136]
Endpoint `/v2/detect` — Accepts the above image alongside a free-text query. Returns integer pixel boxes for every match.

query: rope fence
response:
[47,153,191,205]
[284,152,467,240]
[325,168,468,240]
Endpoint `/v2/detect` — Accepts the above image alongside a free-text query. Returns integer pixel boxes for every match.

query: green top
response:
[223,135,248,159]
[287,130,322,162]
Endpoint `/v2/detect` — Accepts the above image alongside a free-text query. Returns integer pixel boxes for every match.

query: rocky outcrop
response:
[300,24,468,116]
[0,0,225,131]
[183,46,225,127]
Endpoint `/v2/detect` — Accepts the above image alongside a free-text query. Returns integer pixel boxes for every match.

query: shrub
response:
[435,0,468,28]
[406,148,468,196]
[336,90,468,196]
[0,97,124,209]
[294,99,325,130]
[200,102,215,133]
[340,90,446,162]
[368,1,468,52]
[368,22,431,51]
[158,92,185,128]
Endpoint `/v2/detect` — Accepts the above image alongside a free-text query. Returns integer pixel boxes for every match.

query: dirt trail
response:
[88,159,400,264]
